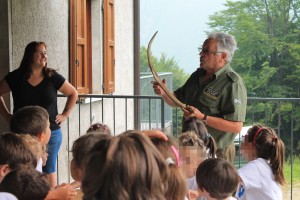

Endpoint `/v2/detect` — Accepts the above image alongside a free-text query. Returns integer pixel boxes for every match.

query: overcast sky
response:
[140,0,227,74]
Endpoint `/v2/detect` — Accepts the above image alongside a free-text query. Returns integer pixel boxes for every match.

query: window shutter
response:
[70,0,92,94]
[103,0,115,94]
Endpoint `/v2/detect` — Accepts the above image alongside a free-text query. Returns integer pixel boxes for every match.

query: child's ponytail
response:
[269,136,286,185]
[206,134,217,158]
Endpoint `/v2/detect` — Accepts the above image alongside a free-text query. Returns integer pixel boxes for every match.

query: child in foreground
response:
[0,165,50,200]
[0,132,37,199]
[82,131,169,200]
[10,105,76,199]
[196,158,239,200]
[178,131,206,191]
[70,126,111,200]
[236,125,285,200]
[150,134,187,200]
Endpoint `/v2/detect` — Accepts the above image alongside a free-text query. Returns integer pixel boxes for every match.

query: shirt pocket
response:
[199,87,220,108]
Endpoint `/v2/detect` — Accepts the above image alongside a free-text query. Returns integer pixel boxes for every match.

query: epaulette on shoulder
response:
[226,72,239,82]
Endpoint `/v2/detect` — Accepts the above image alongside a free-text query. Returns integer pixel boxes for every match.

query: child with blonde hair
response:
[236,125,285,200]
[16,134,45,172]
[178,131,207,199]
[182,117,217,158]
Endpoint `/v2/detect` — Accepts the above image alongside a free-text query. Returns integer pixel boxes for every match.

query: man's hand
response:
[152,79,166,96]
[181,105,204,120]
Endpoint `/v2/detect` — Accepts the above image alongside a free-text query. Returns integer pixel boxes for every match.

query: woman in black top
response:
[0,41,78,188]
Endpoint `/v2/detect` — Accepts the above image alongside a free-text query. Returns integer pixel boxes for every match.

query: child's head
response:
[70,133,111,182]
[86,123,111,135]
[245,124,286,185]
[0,165,50,200]
[150,135,187,200]
[10,105,51,145]
[16,134,44,162]
[82,131,169,200]
[178,131,206,178]
[0,132,37,182]
[196,158,239,200]
[182,117,217,158]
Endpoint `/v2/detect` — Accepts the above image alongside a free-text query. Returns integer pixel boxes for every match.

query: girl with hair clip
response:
[178,131,207,200]
[236,124,286,200]
[150,135,187,200]
[182,117,217,158]
[81,131,169,200]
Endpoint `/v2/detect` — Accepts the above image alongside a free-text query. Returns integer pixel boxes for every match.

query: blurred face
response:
[32,44,47,68]
[199,39,224,72]
[41,120,51,145]
[179,147,203,178]
[240,135,256,161]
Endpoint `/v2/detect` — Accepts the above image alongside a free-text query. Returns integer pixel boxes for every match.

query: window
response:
[70,0,115,94]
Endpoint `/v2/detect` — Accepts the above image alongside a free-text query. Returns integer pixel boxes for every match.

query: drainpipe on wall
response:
[133,0,141,130]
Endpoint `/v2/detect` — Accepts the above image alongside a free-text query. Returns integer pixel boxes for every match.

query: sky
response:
[140,0,227,74]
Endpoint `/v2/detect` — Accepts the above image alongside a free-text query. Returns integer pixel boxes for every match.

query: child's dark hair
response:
[196,158,239,199]
[150,136,187,200]
[247,124,286,185]
[86,123,111,135]
[0,132,37,170]
[82,131,169,200]
[10,105,49,137]
[182,117,217,158]
[71,133,111,170]
[0,165,50,200]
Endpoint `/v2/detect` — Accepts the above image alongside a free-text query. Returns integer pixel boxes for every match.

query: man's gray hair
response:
[208,32,237,63]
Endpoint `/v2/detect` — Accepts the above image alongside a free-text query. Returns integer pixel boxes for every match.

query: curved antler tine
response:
[147,31,158,77]
[147,31,193,113]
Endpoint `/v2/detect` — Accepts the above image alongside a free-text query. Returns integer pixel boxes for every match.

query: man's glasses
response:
[198,47,223,55]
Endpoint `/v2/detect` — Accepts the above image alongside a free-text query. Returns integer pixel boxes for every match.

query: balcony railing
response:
[57,94,299,200]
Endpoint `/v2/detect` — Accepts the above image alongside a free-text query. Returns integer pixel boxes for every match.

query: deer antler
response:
[147,31,191,111]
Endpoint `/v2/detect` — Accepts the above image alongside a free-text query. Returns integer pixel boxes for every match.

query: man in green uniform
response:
[153,32,247,163]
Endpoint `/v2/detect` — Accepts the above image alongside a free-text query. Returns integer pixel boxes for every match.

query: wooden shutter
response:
[103,0,115,94]
[70,0,92,94]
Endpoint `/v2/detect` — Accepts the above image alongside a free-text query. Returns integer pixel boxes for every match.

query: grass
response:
[284,156,300,184]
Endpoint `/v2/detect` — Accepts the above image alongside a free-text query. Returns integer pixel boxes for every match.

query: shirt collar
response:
[199,63,231,80]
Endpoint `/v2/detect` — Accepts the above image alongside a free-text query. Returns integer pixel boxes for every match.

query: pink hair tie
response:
[253,127,263,145]
[170,145,180,167]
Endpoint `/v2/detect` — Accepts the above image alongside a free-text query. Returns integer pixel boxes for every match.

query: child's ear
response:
[0,164,11,182]
[37,132,44,142]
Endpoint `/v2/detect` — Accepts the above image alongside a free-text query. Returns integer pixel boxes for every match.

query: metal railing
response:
[57,95,299,200]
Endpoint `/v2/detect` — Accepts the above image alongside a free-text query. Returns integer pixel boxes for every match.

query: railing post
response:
[161,98,165,130]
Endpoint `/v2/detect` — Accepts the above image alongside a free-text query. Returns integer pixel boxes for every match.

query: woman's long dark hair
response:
[19,41,55,79]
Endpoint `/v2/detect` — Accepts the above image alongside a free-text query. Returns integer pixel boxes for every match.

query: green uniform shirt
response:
[174,64,247,149]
